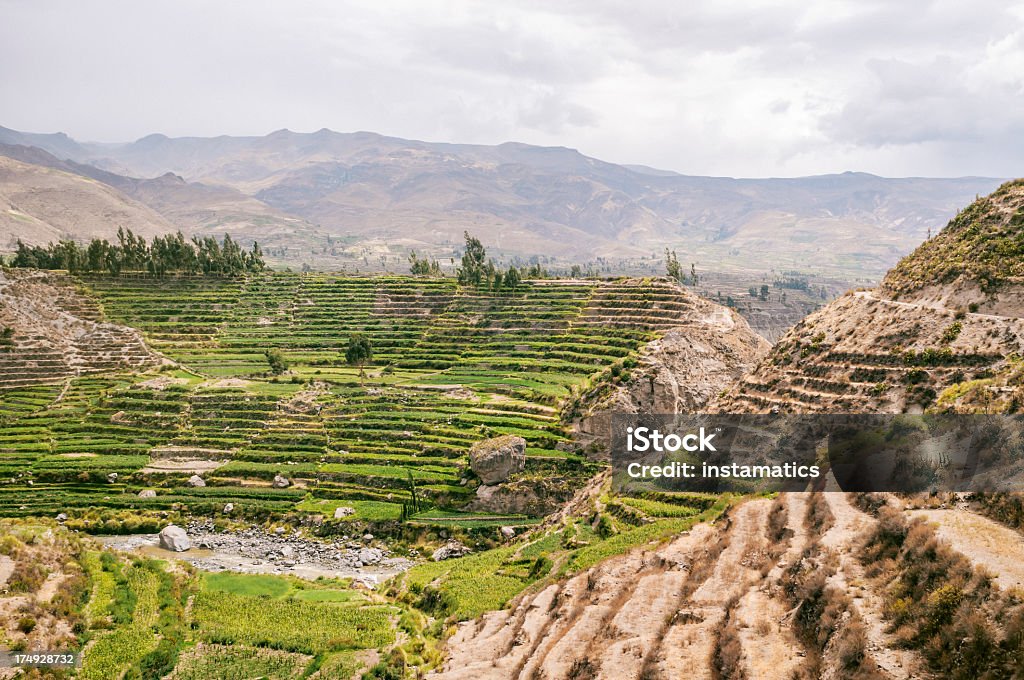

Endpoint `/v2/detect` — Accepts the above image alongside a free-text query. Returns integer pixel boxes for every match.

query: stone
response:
[432,540,472,561]
[358,547,383,565]
[274,527,286,535]
[333,506,355,519]
[159,525,191,552]
[188,475,206,487]
[469,435,526,484]
[280,546,294,558]
[500,526,516,539]
[362,533,374,543]
[138,489,157,498]
[272,474,291,488]
[223,503,234,514]
[55,512,67,522]
[106,472,118,483]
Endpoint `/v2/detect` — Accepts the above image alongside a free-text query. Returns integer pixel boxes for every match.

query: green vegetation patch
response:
[192,591,394,654]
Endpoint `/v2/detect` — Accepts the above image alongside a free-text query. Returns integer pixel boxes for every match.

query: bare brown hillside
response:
[0,156,174,249]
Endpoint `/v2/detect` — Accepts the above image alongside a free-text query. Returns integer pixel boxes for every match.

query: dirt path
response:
[733,493,809,680]
[0,556,14,589]
[908,508,1024,591]
[36,572,66,603]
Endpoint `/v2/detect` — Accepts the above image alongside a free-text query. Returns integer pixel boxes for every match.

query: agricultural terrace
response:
[0,273,698,526]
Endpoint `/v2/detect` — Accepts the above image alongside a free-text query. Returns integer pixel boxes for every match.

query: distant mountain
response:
[0,143,328,258]
[0,153,174,248]
[0,126,1006,277]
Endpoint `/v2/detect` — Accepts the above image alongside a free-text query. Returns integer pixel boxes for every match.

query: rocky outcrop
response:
[467,477,574,516]
[572,296,769,457]
[159,524,190,552]
[432,540,472,561]
[469,436,526,484]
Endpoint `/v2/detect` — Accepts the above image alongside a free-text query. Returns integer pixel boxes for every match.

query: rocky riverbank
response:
[98,520,413,585]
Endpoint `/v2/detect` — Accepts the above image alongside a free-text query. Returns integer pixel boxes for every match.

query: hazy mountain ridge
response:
[0,125,1004,276]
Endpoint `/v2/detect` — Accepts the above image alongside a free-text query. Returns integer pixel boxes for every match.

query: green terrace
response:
[0,273,698,525]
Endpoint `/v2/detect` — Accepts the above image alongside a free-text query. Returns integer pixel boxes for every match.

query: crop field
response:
[0,273,697,526]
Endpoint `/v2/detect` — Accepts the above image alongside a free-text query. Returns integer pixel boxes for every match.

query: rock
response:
[55,512,67,522]
[274,527,286,535]
[333,506,355,519]
[138,489,157,498]
[280,546,295,558]
[432,540,472,561]
[362,533,374,543]
[223,503,234,514]
[469,435,526,484]
[358,547,383,565]
[159,525,191,552]
[188,475,206,487]
[500,526,516,539]
[272,474,291,488]
[106,472,118,483]
[469,477,571,516]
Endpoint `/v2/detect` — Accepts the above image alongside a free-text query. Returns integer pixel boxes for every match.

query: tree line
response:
[8,228,265,276]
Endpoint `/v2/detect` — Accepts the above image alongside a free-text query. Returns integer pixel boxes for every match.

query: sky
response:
[1,0,1023,178]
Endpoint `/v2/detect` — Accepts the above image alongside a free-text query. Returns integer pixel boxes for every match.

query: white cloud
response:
[0,0,1021,177]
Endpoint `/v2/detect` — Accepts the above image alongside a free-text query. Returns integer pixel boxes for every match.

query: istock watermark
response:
[608,414,1024,495]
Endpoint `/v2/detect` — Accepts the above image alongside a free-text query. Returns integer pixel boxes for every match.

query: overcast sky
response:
[1,0,1023,177]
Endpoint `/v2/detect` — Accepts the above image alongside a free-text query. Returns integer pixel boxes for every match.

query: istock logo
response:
[625,426,717,453]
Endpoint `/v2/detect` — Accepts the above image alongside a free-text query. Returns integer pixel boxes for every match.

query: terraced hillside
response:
[714,180,1024,415]
[0,272,763,527]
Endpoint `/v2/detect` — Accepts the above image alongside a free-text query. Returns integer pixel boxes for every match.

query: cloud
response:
[0,0,1021,177]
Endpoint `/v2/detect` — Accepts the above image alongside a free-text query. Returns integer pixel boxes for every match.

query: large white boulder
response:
[158,525,190,552]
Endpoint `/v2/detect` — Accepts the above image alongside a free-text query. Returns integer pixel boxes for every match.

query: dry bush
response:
[767,495,791,544]
[804,492,834,535]
[712,595,746,680]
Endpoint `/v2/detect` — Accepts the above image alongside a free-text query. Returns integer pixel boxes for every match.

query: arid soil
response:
[908,507,1024,591]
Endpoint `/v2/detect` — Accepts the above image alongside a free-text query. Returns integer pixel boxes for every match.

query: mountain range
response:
[0,125,1005,279]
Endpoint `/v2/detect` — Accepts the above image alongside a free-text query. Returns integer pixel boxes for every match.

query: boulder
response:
[106,472,118,483]
[159,525,191,552]
[362,533,374,543]
[333,506,355,519]
[55,512,67,522]
[222,503,234,514]
[432,540,472,561]
[188,475,206,487]
[358,547,383,565]
[138,489,157,498]
[280,546,295,558]
[272,474,291,488]
[469,435,526,484]
[500,526,516,539]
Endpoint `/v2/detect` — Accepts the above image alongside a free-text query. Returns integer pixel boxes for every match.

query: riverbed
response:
[97,522,413,586]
